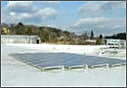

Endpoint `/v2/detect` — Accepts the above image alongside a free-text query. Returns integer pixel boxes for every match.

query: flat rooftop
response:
[1,44,126,87]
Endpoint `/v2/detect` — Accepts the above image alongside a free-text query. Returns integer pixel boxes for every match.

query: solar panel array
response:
[10,53,126,71]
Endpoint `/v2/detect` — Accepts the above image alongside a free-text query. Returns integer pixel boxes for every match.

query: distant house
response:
[105,39,126,48]
[1,35,41,44]
[1,27,10,34]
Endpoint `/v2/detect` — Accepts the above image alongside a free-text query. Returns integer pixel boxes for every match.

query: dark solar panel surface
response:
[10,53,126,68]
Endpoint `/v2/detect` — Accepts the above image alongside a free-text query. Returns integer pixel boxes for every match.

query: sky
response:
[1,1,126,35]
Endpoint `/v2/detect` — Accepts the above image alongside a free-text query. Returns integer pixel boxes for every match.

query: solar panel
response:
[10,53,126,71]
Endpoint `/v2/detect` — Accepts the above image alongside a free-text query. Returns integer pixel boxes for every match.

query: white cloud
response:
[69,1,126,35]
[112,25,123,29]
[6,1,35,13]
[41,1,59,3]
[97,25,105,28]
[102,1,126,9]
[7,1,33,7]
[9,12,16,16]
[37,8,57,19]
[79,2,102,17]
[79,1,126,17]
[69,17,126,35]
[2,1,57,25]
[74,17,109,25]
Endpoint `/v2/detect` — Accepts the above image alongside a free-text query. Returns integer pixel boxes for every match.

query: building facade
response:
[1,35,41,44]
[105,39,126,48]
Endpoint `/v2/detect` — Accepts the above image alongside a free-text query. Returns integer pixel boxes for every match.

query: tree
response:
[18,22,24,26]
[81,32,89,40]
[90,30,94,39]
[15,22,25,35]
[25,27,33,35]
[96,39,103,45]
[105,32,126,40]
[99,34,103,39]
[49,32,57,43]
